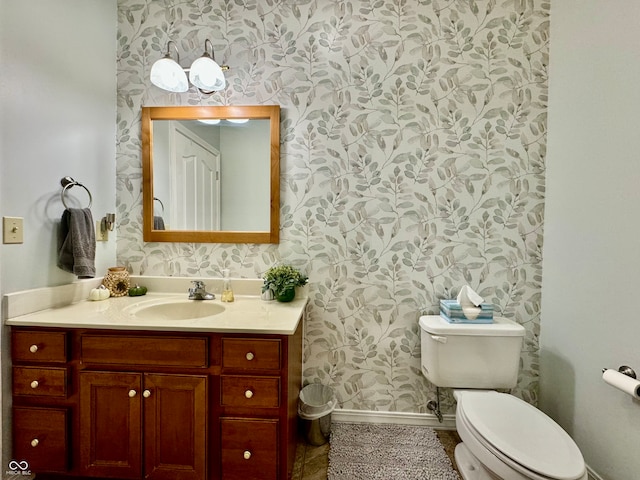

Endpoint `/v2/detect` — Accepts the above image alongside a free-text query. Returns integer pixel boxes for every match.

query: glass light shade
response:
[150,57,188,93]
[198,119,221,125]
[227,119,249,124]
[189,56,226,92]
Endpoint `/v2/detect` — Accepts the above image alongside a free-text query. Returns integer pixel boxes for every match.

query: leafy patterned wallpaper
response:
[116,0,548,414]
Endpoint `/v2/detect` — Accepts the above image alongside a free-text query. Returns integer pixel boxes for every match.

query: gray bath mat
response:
[328,423,461,480]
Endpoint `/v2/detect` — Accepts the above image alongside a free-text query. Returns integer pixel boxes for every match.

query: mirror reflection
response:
[141,105,280,244]
[152,118,271,231]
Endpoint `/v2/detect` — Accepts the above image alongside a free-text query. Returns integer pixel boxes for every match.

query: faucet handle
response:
[191,280,205,289]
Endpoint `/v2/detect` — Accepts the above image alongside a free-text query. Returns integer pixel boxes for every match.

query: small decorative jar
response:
[261,288,275,301]
[102,266,130,297]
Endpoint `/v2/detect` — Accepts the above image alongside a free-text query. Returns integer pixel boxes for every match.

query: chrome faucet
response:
[188,280,215,300]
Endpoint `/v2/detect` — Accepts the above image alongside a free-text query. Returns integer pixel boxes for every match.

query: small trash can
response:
[298,384,335,446]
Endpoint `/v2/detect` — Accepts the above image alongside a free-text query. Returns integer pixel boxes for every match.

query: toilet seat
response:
[456,391,586,480]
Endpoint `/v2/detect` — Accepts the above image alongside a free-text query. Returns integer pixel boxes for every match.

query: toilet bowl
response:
[418,315,587,480]
[454,390,587,480]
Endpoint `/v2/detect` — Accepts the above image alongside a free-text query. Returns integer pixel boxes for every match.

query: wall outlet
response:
[3,216,24,244]
[96,220,108,241]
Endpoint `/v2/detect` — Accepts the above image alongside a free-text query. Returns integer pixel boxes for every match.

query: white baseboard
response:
[331,408,457,430]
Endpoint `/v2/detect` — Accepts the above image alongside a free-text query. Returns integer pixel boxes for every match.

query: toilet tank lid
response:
[419,315,525,337]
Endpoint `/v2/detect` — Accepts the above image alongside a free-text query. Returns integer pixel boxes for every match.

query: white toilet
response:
[419,315,587,480]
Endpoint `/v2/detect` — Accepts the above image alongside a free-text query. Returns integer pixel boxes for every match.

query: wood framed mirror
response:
[141,105,280,243]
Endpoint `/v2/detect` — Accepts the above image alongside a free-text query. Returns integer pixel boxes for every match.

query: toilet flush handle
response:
[430,335,448,344]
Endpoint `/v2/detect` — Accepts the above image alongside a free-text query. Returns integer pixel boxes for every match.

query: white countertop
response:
[4,276,307,335]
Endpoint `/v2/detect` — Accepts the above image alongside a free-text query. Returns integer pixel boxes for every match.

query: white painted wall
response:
[0,0,117,294]
[541,2,640,478]
[219,121,271,231]
[0,0,117,469]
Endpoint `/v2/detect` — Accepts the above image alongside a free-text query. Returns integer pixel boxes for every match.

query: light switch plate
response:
[3,216,24,244]
[96,220,108,241]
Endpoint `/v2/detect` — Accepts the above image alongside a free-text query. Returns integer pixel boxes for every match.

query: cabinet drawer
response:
[221,376,280,408]
[12,330,67,363]
[221,418,278,480]
[222,338,281,371]
[81,334,208,367]
[13,366,67,398]
[13,406,69,472]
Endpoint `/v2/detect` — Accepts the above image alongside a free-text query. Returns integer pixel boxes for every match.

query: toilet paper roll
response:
[602,369,640,399]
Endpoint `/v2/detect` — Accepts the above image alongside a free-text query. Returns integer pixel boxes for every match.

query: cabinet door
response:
[79,371,142,478]
[13,406,69,473]
[143,374,207,480]
[220,418,278,480]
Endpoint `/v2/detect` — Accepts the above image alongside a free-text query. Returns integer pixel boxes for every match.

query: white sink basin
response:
[124,299,226,321]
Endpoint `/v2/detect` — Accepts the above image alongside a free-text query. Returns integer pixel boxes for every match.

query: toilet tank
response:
[419,315,525,389]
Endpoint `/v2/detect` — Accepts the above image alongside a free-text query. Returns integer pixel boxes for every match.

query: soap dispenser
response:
[221,269,234,302]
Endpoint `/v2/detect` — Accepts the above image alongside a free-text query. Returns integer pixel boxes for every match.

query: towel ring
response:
[60,176,93,209]
[153,197,165,215]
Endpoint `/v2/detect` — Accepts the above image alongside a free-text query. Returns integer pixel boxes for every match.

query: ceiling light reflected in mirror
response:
[197,119,249,126]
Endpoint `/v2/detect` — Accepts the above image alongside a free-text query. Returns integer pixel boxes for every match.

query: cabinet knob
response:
[245,352,255,361]
[30,438,39,448]
[244,390,254,399]
[30,380,39,389]
[128,389,137,398]
[143,390,151,398]
[29,345,38,353]
[243,450,251,460]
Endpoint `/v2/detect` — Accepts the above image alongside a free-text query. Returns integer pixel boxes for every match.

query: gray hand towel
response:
[153,216,165,230]
[57,208,96,278]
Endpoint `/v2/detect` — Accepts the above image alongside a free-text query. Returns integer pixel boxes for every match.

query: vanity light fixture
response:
[150,39,228,94]
[149,41,188,92]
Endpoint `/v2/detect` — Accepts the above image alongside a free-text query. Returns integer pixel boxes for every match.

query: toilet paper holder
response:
[602,365,636,379]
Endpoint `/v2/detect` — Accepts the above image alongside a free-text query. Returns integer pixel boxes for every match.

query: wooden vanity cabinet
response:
[11,330,70,474]
[11,322,302,480]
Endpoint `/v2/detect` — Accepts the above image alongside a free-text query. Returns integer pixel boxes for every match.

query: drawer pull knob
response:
[29,345,38,353]
[30,380,39,389]
[245,352,255,361]
[30,439,39,448]
[143,389,151,398]
[128,389,137,398]
[243,450,251,460]
[244,390,254,399]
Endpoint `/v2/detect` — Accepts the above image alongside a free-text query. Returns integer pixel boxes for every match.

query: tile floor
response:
[292,427,462,480]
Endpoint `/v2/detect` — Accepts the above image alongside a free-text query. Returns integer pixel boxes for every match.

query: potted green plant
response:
[262,264,308,302]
